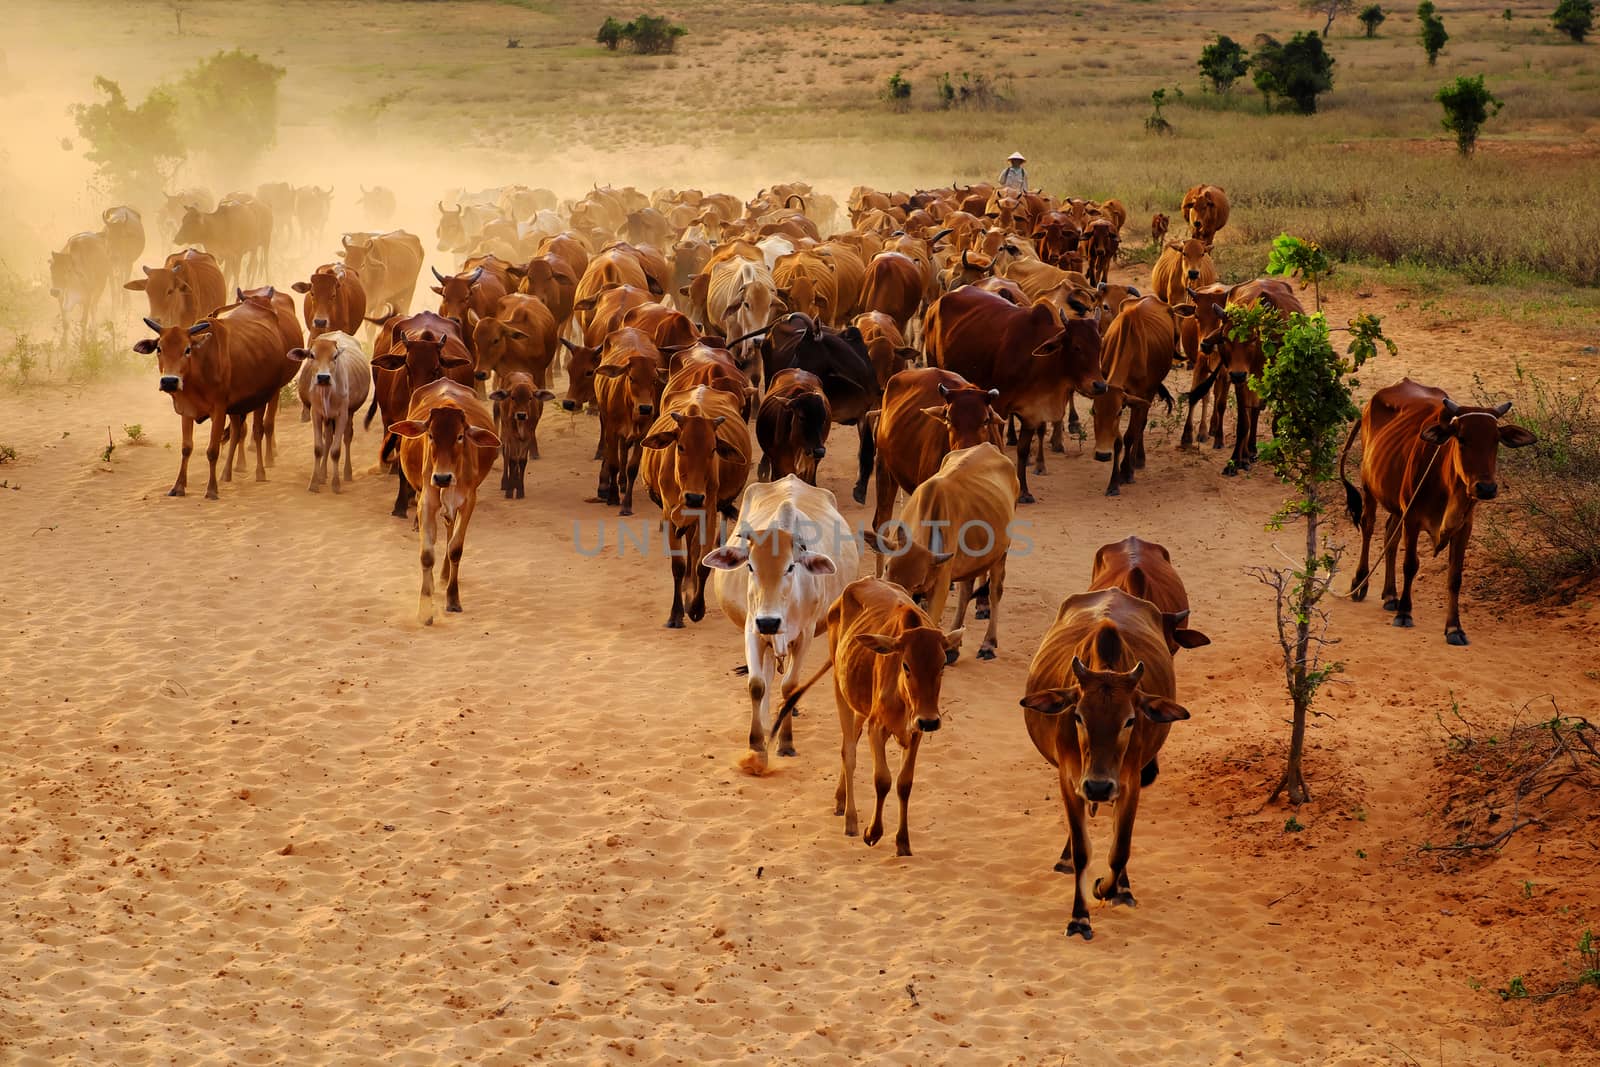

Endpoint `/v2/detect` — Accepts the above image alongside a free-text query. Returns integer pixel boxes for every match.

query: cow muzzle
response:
[1090,379,1108,396]
[1186,270,1199,280]
[312,318,329,329]
[432,472,454,487]
[561,399,578,412]
[1475,481,1498,500]
[514,411,529,422]
[159,375,181,393]
[1199,339,1216,354]
[1093,450,1113,462]
[638,404,654,417]
[682,492,706,509]
[811,446,827,459]
[1229,371,1247,384]
[315,373,332,386]
[915,717,942,733]
[1082,778,1116,803]
[754,615,782,636]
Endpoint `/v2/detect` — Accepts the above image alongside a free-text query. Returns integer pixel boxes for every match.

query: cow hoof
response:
[944,648,960,666]
[1349,582,1367,603]
[1066,919,1094,941]
[1017,492,1036,505]
[977,646,996,661]
[1446,629,1470,646]
[665,618,684,629]
[896,842,912,857]
[851,486,867,505]
[1382,598,1400,612]
[1050,442,1065,454]
[1105,485,1120,497]
[168,487,185,497]
[863,827,882,847]
[974,605,990,621]
[778,744,797,758]
[205,490,219,501]
[688,604,706,623]
[1392,614,1414,629]
[1222,464,1238,478]
[1033,464,1045,476]
[1053,859,1074,875]
[619,507,633,517]
[446,604,462,614]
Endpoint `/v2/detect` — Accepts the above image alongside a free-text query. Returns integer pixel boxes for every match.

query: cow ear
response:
[942,626,965,651]
[918,404,950,425]
[123,279,148,292]
[593,364,627,379]
[287,347,312,362]
[1419,422,1456,445]
[505,328,528,342]
[895,346,920,363]
[371,353,407,371]
[1019,687,1079,717]
[852,632,901,655]
[430,286,444,295]
[1139,695,1191,724]
[1499,424,1537,449]
[1172,303,1195,318]
[573,297,598,312]
[701,545,749,570]
[291,281,311,293]
[132,338,158,354]
[534,389,557,402]
[465,425,501,448]
[441,353,474,368]
[389,419,427,439]
[466,309,481,328]
[489,389,510,401]
[797,552,836,575]
[713,440,743,459]
[931,550,956,567]
[639,430,678,449]
[1174,628,1211,649]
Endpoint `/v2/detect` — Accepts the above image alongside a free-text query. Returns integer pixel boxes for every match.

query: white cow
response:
[704,475,860,771]
[707,256,781,370]
[756,233,797,270]
[290,330,371,493]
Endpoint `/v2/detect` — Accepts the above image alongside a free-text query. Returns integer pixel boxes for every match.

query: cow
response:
[777,577,962,855]
[49,232,110,338]
[704,476,859,770]
[289,330,371,493]
[1020,587,1196,940]
[234,285,305,469]
[992,245,1094,305]
[175,197,270,287]
[1178,282,1231,449]
[816,242,867,321]
[339,230,425,320]
[1181,184,1230,244]
[588,327,668,514]
[640,384,753,628]
[864,441,1017,661]
[100,207,145,305]
[858,251,925,343]
[924,286,1107,503]
[292,262,368,342]
[669,238,715,316]
[757,314,878,422]
[1150,239,1216,308]
[294,186,333,248]
[388,380,501,626]
[1080,218,1120,287]
[706,253,782,369]
[436,201,501,254]
[133,298,298,499]
[852,311,919,390]
[1342,380,1537,645]
[513,253,579,339]
[1091,295,1193,496]
[1185,278,1304,474]
[357,185,397,226]
[856,366,1002,527]
[756,368,831,484]
[124,249,228,330]
[1150,213,1170,247]
[432,266,507,352]
[158,187,215,242]
[773,249,840,326]
[470,293,558,387]
[367,312,477,517]
[1087,537,1212,656]
[574,245,654,334]
[488,371,556,499]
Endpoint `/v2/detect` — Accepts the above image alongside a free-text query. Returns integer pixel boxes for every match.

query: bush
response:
[881,71,912,110]
[597,16,625,50]
[1358,4,1387,36]
[1418,2,1450,65]
[622,14,687,55]
[935,71,1013,110]
[1437,74,1503,157]
[1474,368,1600,601]
[69,76,183,202]
[172,50,285,180]
[1198,34,1250,93]
[1145,87,1180,134]
[1553,0,1594,41]
[1252,32,1336,114]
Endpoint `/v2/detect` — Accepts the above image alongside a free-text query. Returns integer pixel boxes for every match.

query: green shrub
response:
[597,16,625,50]
[622,14,687,55]
[882,71,912,109]
[1198,34,1249,93]
[1358,4,1387,36]
[69,77,183,202]
[1552,0,1594,41]
[1252,31,1336,114]
[1145,87,1180,134]
[935,71,1012,111]
[1437,74,1504,157]
[1418,2,1450,65]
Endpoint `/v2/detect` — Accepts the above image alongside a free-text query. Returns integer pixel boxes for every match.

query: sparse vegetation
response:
[1437,74,1504,157]
[171,50,285,180]
[1251,31,1336,113]
[1145,87,1179,134]
[617,14,687,55]
[596,16,625,50]
[882,70,912,110]
[1358,3,1387,37]
[123,423,145,443]
[1265,232,1334,310]
[1419,1,1450,65]
[935,70,1013,110]
[1302,0,1356,36]
[69,76,183,201]
[0,444,17,465]
[1552,0,1594,42]
[1198,34,1250,93]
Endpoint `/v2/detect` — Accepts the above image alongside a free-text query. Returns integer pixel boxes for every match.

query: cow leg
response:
[852,419,874,506]
[952,579,974,631]
[1119,406,1147,485]
[263,393,279,467]
[836,693,862,837]
[391,464,413,519]
[620,441,642,517]
[203,411,227,500]
[1245,399,1262,464]
[517,458,528,499]
[1032,424,1046,476]
[221,415,241,481]
[1094,783,1141,908]
[1050,418,1066,453]
[1224,383,1249,474]
[308,413,326,492]
[417,489,439,625]
[1393,518,1422,629]
[1014,420,1036,504]
[665,524,687,628]
[687,519,710,624]
[862,724,892,848]
[1380,511,1402,609]
[1350,487,1379,602]
[1444,521,1472,645]
[978,556,1006,660]
[501,445,512,496]
[1060,770,1094,939]
[872,452,899,568]
[893,729,923,857]
[444,497,474,613]
[251,409,268,482]
[1181,365,1202,448]
[746,635,774,768]
[1067,397,1081,437]
[336,410,354,490]
[1208,374,1227,449]
[170,416,195,497]
[301,399,312,423]
[1105,436,1123,496]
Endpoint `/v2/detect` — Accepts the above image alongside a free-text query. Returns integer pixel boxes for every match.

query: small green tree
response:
[622,14,687,54]
[69,76,184,201]
[1302,0,1357,35]
[1231,304,1395,803]
[596,16,625,50]
[1252,31,1337,113]
[1359,4,1388,36]
[172,50,285,180]
[1198,34,1250,92]
[1437,74,1503,156]
[882,71,912,110]
[1553,0,1594,41]
[1145,87,1181,133]
[1418,1,1450,65]
[1266,232,1334,310]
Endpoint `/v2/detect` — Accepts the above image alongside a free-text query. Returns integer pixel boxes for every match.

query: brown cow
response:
[368,312,477,517]
[124,249,228,329]
[924,286,1107,502]
[174,196,270,287]
[756,368,831,484]
[293,186,333,248]
[1150,239,1216,308]
[1020,587,1196,940]
[640,384,753,628]
[1342,379,1537,644]
[289,330,371,494]
[777,577,962,856]
[1088,537,1212,656]
[470,293,558,387]
[101,207,145,303]
[292,262,368,339]
[432,266,507,352]
[133,298,297,499]
[857,366,1002,524]
[488,371,556,499]
[852,311,919,391]
[390,380,501,625]
[1150,213,1170,247]
[773,249,840,326]
[859,251,925,341]
[589,327,668,514]
[574,245,654,334]
[1091,295,1192,496]
[1181,184,1230,244]
[339,230,425,319]
[49,232,110,338]
[1178,282,1231,450]
[234,285,305,468]
[1186,278,1305,475]
[1080,218,1120,287]
[513,252,579,338]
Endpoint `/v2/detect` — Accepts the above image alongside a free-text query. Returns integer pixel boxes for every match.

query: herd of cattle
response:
[49,174,1537,939]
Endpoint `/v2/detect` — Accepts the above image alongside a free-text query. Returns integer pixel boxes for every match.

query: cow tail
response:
[362,393,380,431]
[1339,420,1363,527]
[380,431,401,466]
[855,415,877,503]
[1153,381,1174,415]
[771,657,834,738]
[1185,361,1221,406]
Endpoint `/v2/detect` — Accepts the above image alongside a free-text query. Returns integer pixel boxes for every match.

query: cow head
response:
[488,374,556,450]
[436,203,467,252]
[469,310,532,378]
[433,266,486,327]
[173,207,205,246]
[292,266,348,332]
[640,408,741,515]
[1033,308,1108,399]
[123,263,191,326]
[594,353,668,432]
[1421,397,1536,501]
[388,403,500,497]
[776,382,831,482]
[922,381,1003,452]
[371,329,472,395]
[134,316,215,394]
[861,525,956,610]
[287,331,360,395]
[1173,238,1211,283]
[703,521,838,657]
[1019,623,1190,803]
[852,605,962,733]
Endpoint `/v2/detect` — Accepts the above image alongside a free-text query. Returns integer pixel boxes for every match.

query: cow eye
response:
[183,347,191,355]
[786,563,795,574]
[902,662,911,674]
[745,562,753,572]
[1123,717,1135,729]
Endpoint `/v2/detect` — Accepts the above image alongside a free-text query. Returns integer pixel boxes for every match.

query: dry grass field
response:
[1,1,1598,1064]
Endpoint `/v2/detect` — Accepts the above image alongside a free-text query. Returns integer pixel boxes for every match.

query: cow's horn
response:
[1442,397,1462,418]
[937,382,951,399]
[1493,400,1513,417]
[432,266,447,283]
[142,316,161,333]
[469,266,485,283]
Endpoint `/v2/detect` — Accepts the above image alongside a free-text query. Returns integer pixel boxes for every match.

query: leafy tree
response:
[1553,0,1594,41]
[622,14,687,54]
[1252,31,1337,113]
[1418,1,1450,65]
[1358,4,1388,36]
[1198,34,1250,93]
[1230,299,1394,804]
[1437,74,1503,156]
[596,16,625,50]
[69,76,184,202]
[1302,0,1356,35]
[1266,233,1334,310]
[172,50,285,180]
[1145,87,1179,134]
